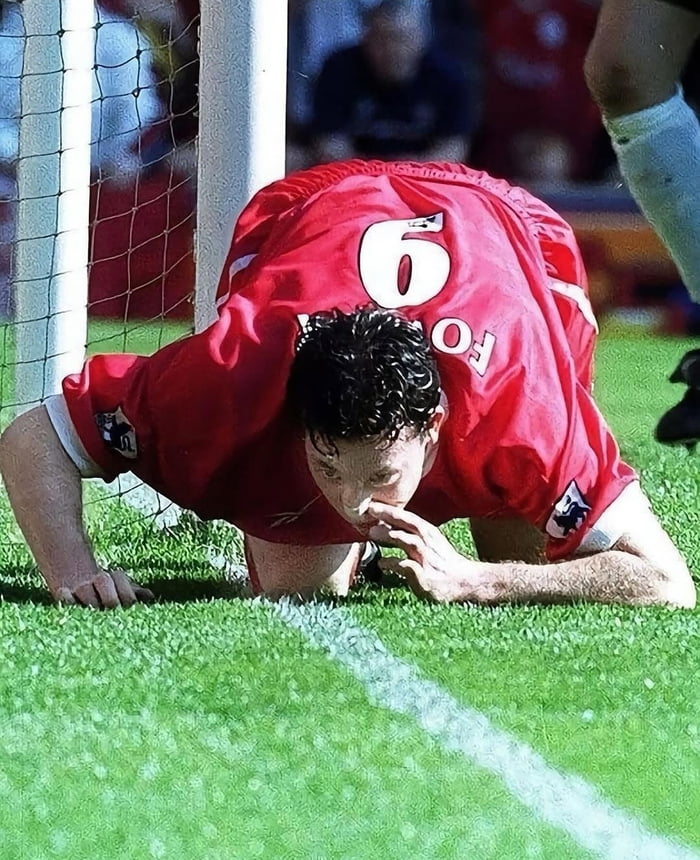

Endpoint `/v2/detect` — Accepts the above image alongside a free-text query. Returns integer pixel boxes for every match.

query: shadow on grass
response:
[0,581,55,605]
[0,567,251,607]
[148,575,251,604]
[0,565,405,608]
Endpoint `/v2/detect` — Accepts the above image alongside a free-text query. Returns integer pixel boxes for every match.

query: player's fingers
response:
[109,570,140,608]
[72,583,103,609]
[403,568,434,601]
[367,501,423,533]
[134,585,156,604]
[91,572,122,609]
[56,574,152,609]
[388,528,423,557]
[110,570,155,605]
[55,587,77,606]
[370,523,422,556]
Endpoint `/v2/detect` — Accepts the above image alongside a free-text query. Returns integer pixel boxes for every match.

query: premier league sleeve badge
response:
[94,405,138,460]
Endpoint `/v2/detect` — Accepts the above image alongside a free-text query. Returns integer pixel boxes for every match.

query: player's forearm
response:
[0,406,100,594]
[472,551,696,608]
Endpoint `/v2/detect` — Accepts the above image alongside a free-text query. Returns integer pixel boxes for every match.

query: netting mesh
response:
[88,1,199,325]
[0,0,199,332]
[0,2,22,320]
[0,0,202,547]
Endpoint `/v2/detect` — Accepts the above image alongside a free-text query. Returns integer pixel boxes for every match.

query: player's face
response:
[305,413,443,534]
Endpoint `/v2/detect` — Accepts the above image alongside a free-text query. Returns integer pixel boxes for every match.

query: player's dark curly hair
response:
[287,307,441,450]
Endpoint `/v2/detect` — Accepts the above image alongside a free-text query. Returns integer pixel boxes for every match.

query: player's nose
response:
[340,486,372,518]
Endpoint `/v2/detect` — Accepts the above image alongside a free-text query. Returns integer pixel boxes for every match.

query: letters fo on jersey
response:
[299,211,498,376]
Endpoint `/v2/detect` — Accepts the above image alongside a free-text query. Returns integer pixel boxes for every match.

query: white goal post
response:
[7,0,288,416]
[195,0,288,330]
[13,0,94,412]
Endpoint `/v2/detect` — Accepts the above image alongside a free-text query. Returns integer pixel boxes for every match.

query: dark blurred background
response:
[1,0,699,333]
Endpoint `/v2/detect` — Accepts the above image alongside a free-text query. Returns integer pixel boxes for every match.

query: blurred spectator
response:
[470,0,606,186]
[430,0,483,108]
[92,3,166,179]
[102,0,200,177]
[0,1,164,179]
[287,0,387,171]
[0,0,195,321]
[0,1,22,167]
[1,2,168,318]
[89,0,198,321]
[310,0,474,164]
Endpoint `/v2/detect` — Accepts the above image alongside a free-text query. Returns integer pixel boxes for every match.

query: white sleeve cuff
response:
[576,481,650,554]
[44,394,108,480]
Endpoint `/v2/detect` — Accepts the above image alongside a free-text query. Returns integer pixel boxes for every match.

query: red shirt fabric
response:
[62,160,635,559]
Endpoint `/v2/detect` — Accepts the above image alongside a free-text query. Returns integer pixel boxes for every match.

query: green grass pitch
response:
[0,321,698,859]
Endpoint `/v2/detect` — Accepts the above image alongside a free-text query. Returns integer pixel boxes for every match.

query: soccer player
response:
[0,160,696,609]
[584,0,700,447]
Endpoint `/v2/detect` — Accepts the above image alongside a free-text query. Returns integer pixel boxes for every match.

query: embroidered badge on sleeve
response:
[94,406,138,459]
[545,480,591,539]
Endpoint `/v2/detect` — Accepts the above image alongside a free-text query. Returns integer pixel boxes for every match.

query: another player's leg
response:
[586,1,700,448]
[243,535,367,598]
[585,0,700,300]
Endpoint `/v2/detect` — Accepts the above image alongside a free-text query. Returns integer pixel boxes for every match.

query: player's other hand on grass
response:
[54,569,154,609]
[367,502,495,604]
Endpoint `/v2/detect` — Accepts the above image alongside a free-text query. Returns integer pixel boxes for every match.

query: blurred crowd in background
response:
[1,0,700,331]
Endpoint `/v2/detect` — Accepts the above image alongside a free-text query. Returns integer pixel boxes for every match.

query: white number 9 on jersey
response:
[358,213,451,309]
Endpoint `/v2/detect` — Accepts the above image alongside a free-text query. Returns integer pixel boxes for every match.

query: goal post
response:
[6,0,289,416]
[194,0,288,330]
[12,0,94,412]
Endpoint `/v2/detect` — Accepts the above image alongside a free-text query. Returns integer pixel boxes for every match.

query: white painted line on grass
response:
[100,484,699,859]
[275,598,700,860]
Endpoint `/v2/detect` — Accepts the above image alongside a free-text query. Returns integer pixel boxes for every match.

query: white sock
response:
[605,88,700,302]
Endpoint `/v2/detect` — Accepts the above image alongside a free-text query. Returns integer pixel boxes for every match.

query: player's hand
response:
[53,570,154,609]
[367,502,495,604]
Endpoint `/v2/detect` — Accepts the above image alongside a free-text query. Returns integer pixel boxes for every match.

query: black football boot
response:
[357,542,383,585]
[655,349,700,452]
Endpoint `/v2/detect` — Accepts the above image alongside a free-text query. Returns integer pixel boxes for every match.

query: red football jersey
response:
[60,160,636,559]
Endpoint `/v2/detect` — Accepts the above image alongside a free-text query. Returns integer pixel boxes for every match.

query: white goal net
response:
[1,0,286,416]
[0,0,286,536]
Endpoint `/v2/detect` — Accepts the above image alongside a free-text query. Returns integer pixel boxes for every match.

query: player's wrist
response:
[43,556,102,594]
[454,558,502,604]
